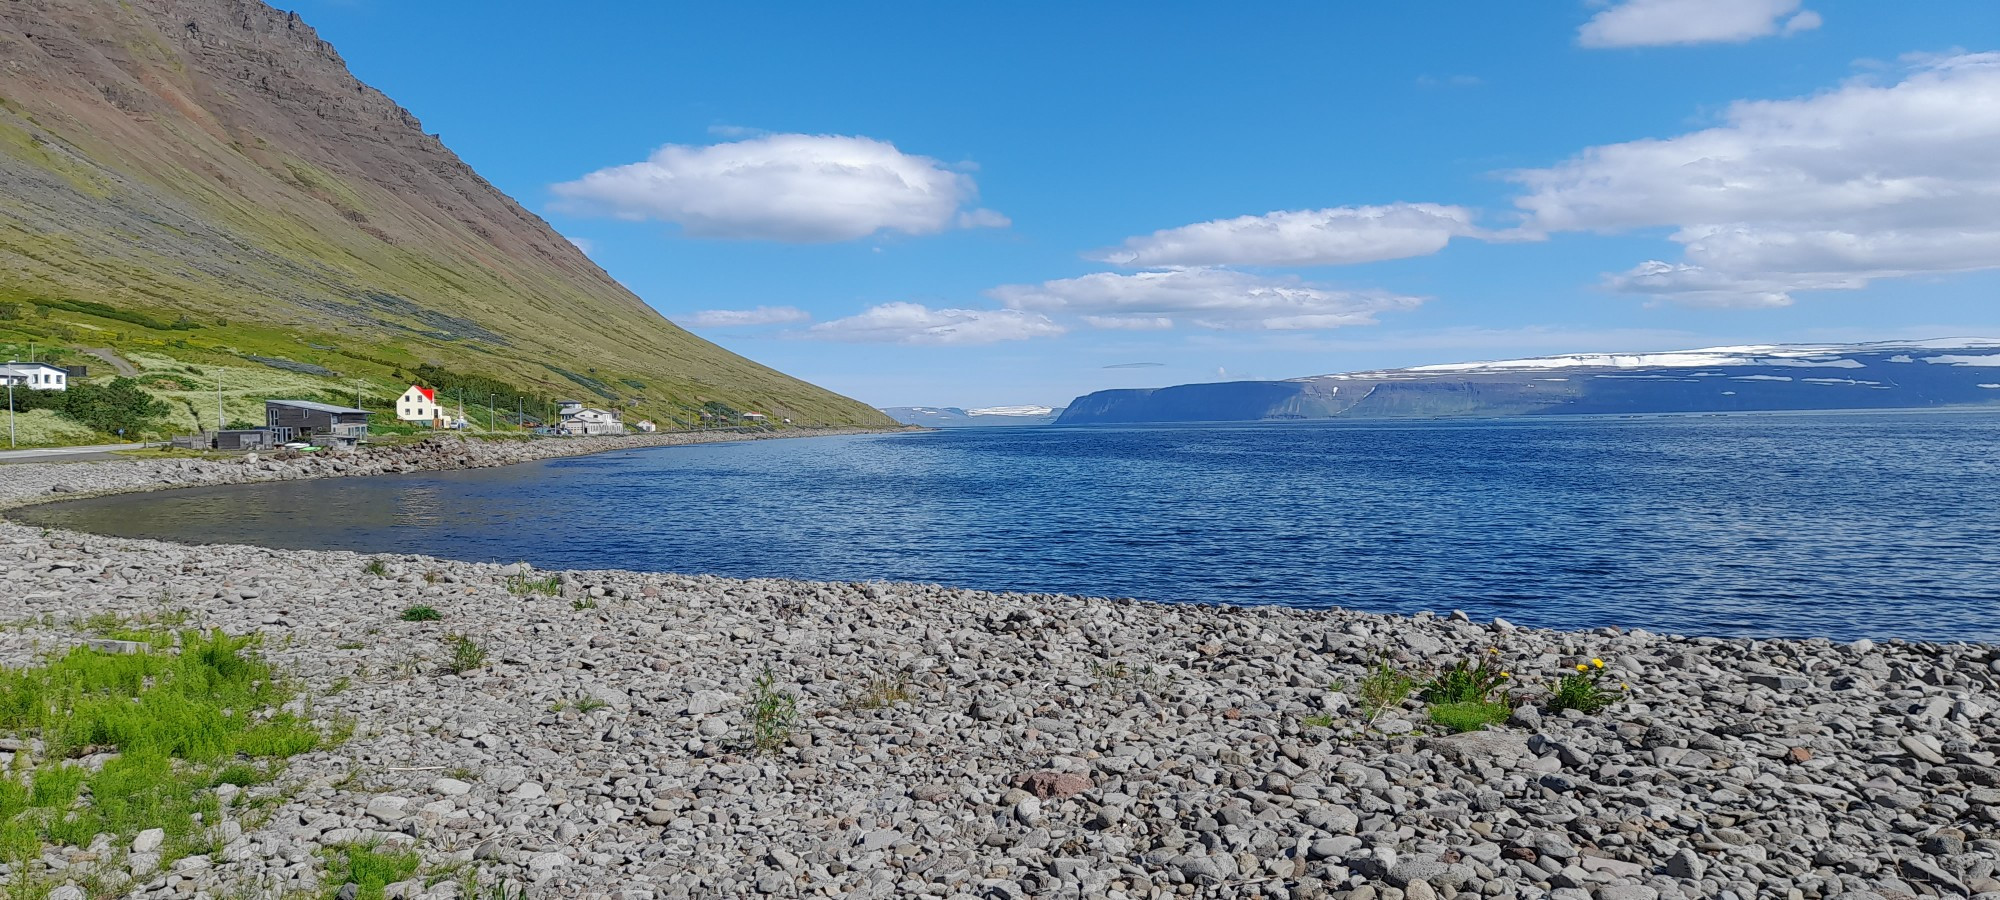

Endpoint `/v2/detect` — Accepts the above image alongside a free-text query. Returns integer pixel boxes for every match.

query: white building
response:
[633,420,657,433]
[0,362,68,391]
[555,400,624,435]
[395,384,443,426]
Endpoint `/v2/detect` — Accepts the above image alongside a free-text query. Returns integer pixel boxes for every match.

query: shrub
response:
[399,605,441,622]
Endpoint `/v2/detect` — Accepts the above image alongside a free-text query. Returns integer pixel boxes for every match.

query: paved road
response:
[0,443,145,464]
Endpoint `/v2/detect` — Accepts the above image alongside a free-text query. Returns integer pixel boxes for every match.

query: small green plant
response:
[1357,659,1416,723]
[573,697,609,713]
[328,676,352,694]
[362,559,390,577]
[399,605,441,622]
[336,641,365,650]
[1301,713,1338,729]
[570,597,598,611]
[441,634,488,675]
[845,673,913,710]
[321,841,421,899]
[505,572,561,597]
[1422,650,1512,704]
[1547,657,1616,714]
[745,668,798,753]
[455,870,522,900]
[1428,700,1512,733]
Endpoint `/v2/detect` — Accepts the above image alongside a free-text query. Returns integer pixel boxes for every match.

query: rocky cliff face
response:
[0,0,888,425]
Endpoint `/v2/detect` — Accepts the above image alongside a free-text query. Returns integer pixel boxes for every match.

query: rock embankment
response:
[0,436,1995,899]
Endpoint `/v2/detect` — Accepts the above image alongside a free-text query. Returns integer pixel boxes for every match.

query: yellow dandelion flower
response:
[1621,682,1630,691]
[1591,658,1605,668]
[1488,648,1500,654]
[1575,663,1588,672]
[1500,671,1512,679]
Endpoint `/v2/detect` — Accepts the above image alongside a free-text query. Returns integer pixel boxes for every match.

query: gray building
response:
[265,400,370,447]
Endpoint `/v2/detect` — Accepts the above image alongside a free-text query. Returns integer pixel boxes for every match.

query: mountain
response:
[0,0,889,427]
[1057,339,2000,424]
[882,405,1066,427]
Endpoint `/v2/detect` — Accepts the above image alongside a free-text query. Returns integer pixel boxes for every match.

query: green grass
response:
[441,634,487,675]
[844,673,913,710]
[505,573,561,597]
[1301,713,1338,729]
[1422,655,1510,705]
[321,842,421,900]
[1357,660,1416,724]
[363,559,391,577]
[0,630,327,878]
[399,605,441,622]
[1428,700,1512,733]
[569,597,597,611]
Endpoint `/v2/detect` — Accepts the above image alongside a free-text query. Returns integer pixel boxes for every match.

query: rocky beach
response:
[0,435,1995,900]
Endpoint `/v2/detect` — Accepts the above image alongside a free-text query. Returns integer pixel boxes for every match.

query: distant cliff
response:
[882,406,1065,427]
[1057,340,2000,424]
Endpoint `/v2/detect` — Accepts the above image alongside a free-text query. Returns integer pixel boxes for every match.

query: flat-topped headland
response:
[0,435,1994,899]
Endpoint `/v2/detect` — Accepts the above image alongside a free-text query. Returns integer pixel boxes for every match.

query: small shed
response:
[215,429,275,451]
[265,400,371,447]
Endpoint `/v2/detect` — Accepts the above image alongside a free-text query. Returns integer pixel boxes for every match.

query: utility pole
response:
[7,379,14,449]
[487,394,494,434]
[216,371,223,433]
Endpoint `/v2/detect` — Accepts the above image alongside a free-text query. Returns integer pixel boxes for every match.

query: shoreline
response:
[0,434,1994,898]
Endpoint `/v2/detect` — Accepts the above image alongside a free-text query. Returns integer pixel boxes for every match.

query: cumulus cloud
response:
[1578,0,1821,48]
[550,134,1005,243]
[676,306,813,328]
[1512,52,2000,306]
[990,268,1424,331]
[806,302,1064,345]
[1092,203,1484,268]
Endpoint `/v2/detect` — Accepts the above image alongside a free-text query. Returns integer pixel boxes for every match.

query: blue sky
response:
[290,0,1998,408]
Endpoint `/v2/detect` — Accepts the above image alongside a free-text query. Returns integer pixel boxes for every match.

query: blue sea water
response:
[20,412,2000,641]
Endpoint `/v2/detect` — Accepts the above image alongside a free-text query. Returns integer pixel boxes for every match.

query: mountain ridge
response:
[0,0,889,427]
[1057,339,2000,424]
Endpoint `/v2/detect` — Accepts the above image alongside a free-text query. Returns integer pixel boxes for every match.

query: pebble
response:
[0,434,1991,896]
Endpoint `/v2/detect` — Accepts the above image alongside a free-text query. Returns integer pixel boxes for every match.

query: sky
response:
[287,0,2000,409]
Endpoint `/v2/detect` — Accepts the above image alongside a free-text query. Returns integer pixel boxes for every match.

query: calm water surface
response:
[19,413,2000,641]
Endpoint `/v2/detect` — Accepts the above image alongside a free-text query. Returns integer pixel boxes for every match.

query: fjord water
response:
[24,412,2000,641]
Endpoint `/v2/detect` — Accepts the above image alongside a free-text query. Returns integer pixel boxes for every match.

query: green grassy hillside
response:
[0,0,890,439]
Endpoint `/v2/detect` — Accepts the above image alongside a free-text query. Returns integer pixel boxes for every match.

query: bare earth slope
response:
[0,0,888,425]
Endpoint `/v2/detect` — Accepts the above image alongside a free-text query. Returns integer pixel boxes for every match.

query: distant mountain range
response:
[1057,339,2000,424]
[882,405,1065,427]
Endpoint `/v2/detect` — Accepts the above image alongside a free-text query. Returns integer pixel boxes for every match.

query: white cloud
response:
[676,306,813,328]
[550,134,1005,243]
[1082,315,1175,330]
[565,236,596,256]
[990,268,1424,331]
[1092,203,1483,268]
[1578,0,1821,48]
[806,302,1064,345]
[1513,52,2000,306]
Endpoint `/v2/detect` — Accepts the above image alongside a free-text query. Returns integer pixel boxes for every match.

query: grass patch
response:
[844,673,913,710]
[0,630,326,877]
[1428,700,1512,733]
[569,597,597,611]
[399,605,441,622]
[441,635,487,675]
[504,572,560,597]
[321,841,421,900]
[363,559,391,577]
[1301,713,1338,729]
[1421,653,1511,705]
[1357,659,1416,724]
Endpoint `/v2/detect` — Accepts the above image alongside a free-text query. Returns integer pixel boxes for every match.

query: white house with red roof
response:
[396,384,444,427]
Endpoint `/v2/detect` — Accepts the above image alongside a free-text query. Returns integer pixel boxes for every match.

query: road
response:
[0,442,145,464]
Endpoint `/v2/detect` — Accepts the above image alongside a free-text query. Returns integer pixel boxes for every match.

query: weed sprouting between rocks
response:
[1548,656,1618,714]
[745,668,798,753]
[399,605,441,622]
[505,572,561,597]
[441,634,488,675]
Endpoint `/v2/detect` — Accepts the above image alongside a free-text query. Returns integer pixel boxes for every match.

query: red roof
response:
[413,385,435,401]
